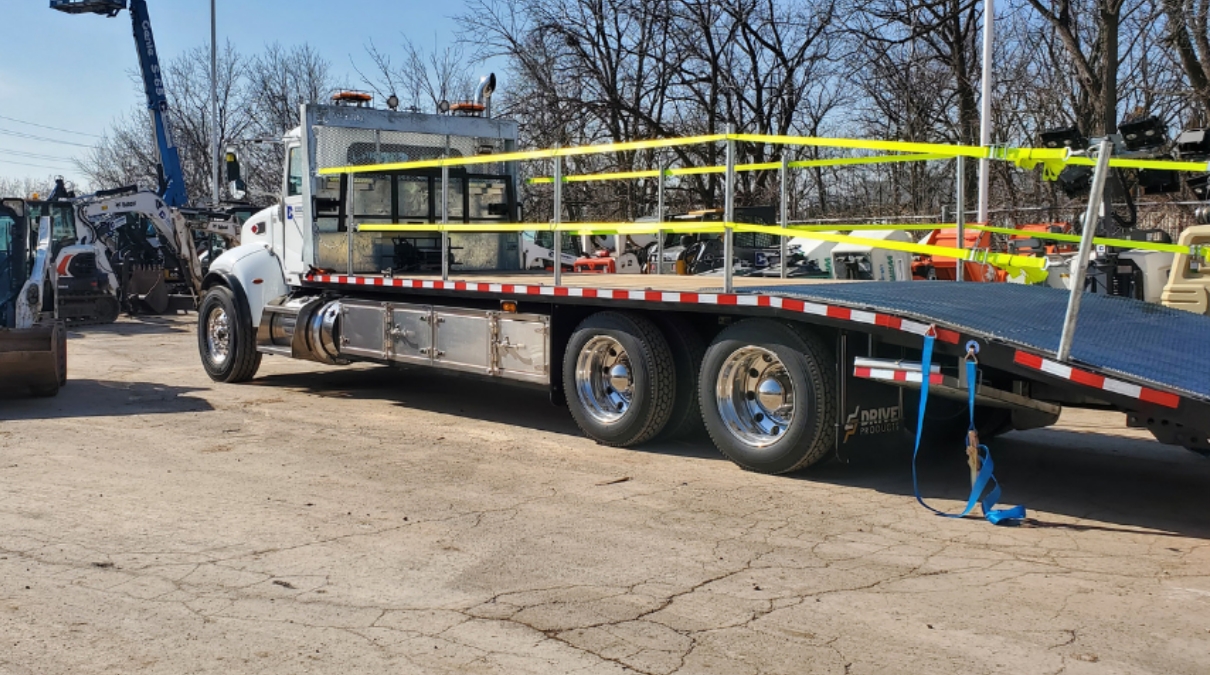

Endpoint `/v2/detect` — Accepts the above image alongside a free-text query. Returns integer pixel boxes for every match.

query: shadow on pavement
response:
[254,365,582,437]
[67,314,193,338]
[252,365,721,460]
[0,379,212,420]
[253,363,1210,537]
[811,427,1210,539]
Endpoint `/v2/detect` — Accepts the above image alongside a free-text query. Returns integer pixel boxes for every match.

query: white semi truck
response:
[199,93,1210,471]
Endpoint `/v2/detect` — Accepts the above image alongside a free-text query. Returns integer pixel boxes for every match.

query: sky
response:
[0,0,489,188]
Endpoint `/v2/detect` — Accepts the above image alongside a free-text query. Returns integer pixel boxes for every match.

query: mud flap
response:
[835,333,907,460]
[838,370,906,457]
[0,322,62,396]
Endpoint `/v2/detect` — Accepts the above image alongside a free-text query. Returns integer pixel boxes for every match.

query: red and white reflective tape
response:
[306,274,962,344]
[1013,351,1179,409]
[854,366,944,386]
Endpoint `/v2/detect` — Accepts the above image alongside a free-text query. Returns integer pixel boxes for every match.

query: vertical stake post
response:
[210,0,219,207]
[553,151,563,286]
[976,0,995,226]
[346,172,355,275]
[655,162,665,275]
[780,154,789,280]
[441,162,450,281]
[724,125,736,294]
[956,155,966,282]
[1057,138,1114,362]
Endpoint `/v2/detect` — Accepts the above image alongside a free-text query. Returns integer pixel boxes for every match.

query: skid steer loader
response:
[0,199,66,397]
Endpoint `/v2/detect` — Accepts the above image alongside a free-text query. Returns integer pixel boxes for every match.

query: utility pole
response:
[210,0,220,207]
[976,0,994,225]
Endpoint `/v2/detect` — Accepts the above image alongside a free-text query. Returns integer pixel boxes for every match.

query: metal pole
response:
[210,0,219,207]
[655,163,665,275]
[1056,138,1113,362]
[955,155,966,282]
[780,154,789,280]
[346,173,355,275]
[723,125,736,294]
[553,153,563,286]
[976,0,994,224]
[441,163,449,281]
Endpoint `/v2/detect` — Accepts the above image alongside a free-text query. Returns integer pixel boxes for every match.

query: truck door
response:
[282,144,307,277]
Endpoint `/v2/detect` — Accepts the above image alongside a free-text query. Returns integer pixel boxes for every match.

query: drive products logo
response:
[843,405,901,443]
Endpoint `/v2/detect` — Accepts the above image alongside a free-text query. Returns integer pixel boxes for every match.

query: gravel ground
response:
[1,315,1208,675]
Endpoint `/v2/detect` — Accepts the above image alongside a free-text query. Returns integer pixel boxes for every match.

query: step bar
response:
[854,357,1060,415]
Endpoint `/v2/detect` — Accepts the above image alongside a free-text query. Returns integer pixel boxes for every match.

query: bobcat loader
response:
[0,199,66,397]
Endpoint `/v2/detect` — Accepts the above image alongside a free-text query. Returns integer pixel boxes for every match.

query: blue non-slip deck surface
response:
[745,282,1210,400]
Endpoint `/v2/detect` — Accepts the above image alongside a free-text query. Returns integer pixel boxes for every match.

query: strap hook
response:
[964,340,980,363]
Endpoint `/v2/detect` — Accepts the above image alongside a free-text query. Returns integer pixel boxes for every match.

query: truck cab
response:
[208,101,521,330]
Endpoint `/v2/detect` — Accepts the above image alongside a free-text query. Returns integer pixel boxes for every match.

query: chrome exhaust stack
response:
[475,73,496,119]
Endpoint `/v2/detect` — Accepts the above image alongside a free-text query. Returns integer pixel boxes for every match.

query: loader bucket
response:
[0,322,65,397]
[125,265,169,315]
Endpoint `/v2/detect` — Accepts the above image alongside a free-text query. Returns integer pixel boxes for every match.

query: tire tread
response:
[199,286,262,383]
[563,311,675,447]
[653,315,706,441]
[700,319,837,474]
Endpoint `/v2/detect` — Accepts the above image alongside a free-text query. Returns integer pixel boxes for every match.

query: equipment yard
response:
[2,316,1208,675]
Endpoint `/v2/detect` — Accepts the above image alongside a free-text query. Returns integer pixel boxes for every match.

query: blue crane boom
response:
[49,0,189,208]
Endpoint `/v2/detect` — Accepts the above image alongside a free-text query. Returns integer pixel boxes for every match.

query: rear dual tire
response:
[653,315,705,441]
[564,313,838,475]
[563,312,676,447]
[699,320,837,474]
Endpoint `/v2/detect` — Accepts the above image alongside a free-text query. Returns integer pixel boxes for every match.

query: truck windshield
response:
[0,207,20,327]
[26,202,77,253]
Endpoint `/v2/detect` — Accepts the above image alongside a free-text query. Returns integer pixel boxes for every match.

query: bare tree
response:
[244,43,336,195]
[357,38,477,112]
[1160,0,1210,118]
[458,0,841,219]
[79,42,334,204]
[248,43,333,135]
[0,176,58,199]
[1020,0,1139,134]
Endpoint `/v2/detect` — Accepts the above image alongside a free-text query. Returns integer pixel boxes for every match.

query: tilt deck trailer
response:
[199,98,1210,473]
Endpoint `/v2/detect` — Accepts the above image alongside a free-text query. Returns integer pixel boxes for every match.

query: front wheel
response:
[700,319,837,474]
[198,286,261,383]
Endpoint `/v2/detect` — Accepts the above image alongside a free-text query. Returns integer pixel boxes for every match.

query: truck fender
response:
[203,244,287,328]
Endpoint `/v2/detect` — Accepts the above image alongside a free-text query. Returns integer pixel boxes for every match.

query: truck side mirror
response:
[225,150,246,200]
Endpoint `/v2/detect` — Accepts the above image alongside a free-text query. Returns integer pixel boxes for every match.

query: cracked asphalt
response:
[2,315,1209,674]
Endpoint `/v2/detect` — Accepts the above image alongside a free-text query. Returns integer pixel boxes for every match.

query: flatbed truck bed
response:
[287,271,1210,460]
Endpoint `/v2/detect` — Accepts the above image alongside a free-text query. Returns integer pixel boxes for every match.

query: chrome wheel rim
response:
[206,306,231,366]
[716,346,796,447]
[575,336,634,425]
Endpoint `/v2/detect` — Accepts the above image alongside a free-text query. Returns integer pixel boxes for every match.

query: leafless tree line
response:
[448,0,1210,225]
[74,0,1210,230]
[78,42,333,203]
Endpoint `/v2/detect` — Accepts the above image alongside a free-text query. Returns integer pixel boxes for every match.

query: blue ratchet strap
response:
[911,332,1026,525]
